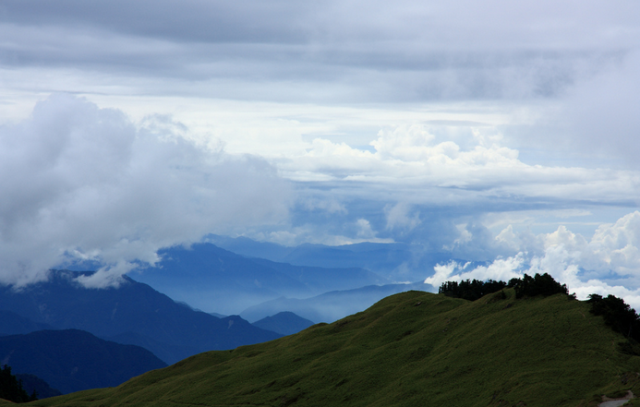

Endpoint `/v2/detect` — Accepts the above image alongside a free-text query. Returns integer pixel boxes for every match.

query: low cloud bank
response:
[281,124,639,207]
[426,211,640,308]
[0,95,291,288]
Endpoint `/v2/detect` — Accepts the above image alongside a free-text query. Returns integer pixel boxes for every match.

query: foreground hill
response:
[0,330,166,394]
[0,270,281,364]
[30,290,640,407]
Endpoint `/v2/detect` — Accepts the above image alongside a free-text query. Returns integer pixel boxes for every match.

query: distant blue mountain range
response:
[0,329,166,394]
[0,310,53,336]
[130,243,388,315]
[241,282,434,323]
[0,270,281,365]
[57,241,443,324]
[252,311,315,335]
[205,235,455,282]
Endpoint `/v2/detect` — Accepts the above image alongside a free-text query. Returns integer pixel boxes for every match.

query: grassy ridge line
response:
[30,290,640,407]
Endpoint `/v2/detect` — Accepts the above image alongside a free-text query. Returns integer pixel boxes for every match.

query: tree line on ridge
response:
[439,273,640,347]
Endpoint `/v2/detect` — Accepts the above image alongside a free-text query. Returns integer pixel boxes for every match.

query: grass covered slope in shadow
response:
[30,289,640,407]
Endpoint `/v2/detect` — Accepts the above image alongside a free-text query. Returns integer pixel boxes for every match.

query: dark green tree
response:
[440,273,572,301]
[510,273,569,299]
[0,365,37,402]
[439,279,507,301]
[588,294,640,342]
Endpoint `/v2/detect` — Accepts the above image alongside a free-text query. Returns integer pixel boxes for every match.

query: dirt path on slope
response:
[599,391,634,407]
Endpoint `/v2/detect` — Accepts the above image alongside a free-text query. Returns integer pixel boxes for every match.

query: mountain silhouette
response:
[252,311,315,335]
[0,270,281,364]
[0,329,166,394]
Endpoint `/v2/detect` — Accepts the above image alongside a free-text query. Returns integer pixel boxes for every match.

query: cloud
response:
[282,125,640,207]
[1,0,637,104]
[0,0,638,313]
[424,211,640,308]
[353,218,392,243]
[513,50,640,171]
[299,195,348,215]
[425,254,524,287]
[0,94,291,287]
[563,51,640,167]
[385,202,420,232]
[549,212,640,275]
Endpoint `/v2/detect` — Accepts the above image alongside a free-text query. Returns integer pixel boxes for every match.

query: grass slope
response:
[29,289,640,407]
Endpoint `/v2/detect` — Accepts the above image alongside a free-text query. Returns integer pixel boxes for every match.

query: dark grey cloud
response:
[0,0,311,44]
[505,49,640,170]
[2,0,634,102]
[563,51,640,166]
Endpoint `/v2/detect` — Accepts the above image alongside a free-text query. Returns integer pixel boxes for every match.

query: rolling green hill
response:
[28,289,640,407]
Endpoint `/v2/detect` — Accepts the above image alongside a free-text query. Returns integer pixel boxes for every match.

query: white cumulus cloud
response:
[0,94,291,287]
[425,211,640,309]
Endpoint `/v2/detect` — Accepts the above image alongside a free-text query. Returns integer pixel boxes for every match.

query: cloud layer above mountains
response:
[0,1,639,307]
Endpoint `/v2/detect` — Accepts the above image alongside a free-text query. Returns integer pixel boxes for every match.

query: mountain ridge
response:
[0,329,166,394]
[29,289,640,407]
[251,311,315,336]
[205,235,458,281]
[240,281,434,322]
[0,270,281,364]
[129,242,386,315]
[0,310,53,336]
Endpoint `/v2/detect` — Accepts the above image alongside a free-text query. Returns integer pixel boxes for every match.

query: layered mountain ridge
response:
[29,289,640,407]
[0,270,281,365]
[0,330,166,394]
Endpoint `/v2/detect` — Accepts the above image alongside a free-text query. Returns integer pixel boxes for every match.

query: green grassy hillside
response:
[29,289,640,407]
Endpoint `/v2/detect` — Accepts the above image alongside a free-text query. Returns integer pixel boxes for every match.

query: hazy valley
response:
[0,239,435,399]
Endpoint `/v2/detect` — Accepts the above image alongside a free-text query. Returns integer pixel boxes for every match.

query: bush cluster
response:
[438,279,507,301]
[509,273,570,299]
[0,365,37,403]
[438,273,569,301]
[588,294,640,343]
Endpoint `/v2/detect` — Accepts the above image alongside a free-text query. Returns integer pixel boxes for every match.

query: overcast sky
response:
[1,1,640,305]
